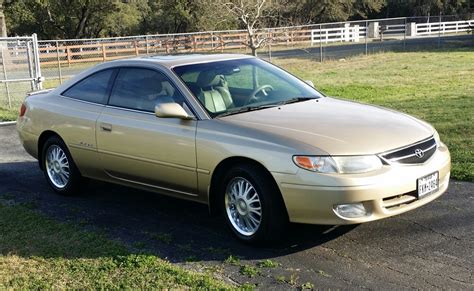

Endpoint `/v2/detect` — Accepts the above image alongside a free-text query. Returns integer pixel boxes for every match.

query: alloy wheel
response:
[45,145,70,189]
[225,177,262,236]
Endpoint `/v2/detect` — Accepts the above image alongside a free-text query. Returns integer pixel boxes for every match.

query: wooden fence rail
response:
[31,18,473,68]
[37,29,316,66]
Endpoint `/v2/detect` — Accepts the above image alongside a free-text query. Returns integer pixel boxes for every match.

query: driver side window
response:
[109,68,182,112]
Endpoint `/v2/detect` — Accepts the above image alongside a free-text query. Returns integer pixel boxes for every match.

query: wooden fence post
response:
[145,36,149,54]
[210,33,214,51]
[56,41,62,84]
[66,47,71,67]
[134,41,139,55]
[102,44,107,61]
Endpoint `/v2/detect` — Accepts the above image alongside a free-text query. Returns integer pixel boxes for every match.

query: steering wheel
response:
[246,85,274,105]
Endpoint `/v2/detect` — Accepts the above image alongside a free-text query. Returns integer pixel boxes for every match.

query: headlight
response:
[293,155,383,174]
[292,156,338,173]
[433,130,441,147]
[332,156,383,173]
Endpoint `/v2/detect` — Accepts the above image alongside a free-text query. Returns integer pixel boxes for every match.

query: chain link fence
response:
[0,15,473,113]
[0,34,42,111]
[261,15,473,62]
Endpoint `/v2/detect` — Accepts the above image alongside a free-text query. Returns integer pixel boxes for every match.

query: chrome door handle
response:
[100,123,112,132]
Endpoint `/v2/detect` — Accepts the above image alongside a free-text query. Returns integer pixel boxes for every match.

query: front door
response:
[96,67,198,197]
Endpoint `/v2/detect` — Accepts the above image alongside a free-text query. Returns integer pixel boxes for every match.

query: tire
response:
[219,163,288,244]
[41,136,83,195]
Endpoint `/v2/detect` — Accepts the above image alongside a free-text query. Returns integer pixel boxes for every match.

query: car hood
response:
[220,97,434,155]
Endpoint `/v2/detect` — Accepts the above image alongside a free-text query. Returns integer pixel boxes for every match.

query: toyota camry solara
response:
[17,54,450,243]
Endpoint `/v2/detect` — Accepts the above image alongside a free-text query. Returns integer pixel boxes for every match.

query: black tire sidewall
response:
[219,164,286,244]
[42,136,81,195]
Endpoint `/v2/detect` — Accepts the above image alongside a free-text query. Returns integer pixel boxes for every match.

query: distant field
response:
[1,50,472,180]
[274,49,473,181]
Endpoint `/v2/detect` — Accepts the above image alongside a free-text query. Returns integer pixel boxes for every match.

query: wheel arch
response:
[208,156,287,217]
[37,130,62,170]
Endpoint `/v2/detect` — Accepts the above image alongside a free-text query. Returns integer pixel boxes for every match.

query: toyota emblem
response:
[414,148,424,158]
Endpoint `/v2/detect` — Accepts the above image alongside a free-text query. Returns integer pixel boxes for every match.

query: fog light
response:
[334,203,367,219]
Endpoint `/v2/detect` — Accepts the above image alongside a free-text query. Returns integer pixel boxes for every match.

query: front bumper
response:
[273,143,451,225]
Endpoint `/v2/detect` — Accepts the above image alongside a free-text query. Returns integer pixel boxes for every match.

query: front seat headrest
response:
[196,70,223,88]
[141,77,162,95]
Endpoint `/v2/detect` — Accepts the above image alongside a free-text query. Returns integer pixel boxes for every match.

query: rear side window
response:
[62,69,115,104]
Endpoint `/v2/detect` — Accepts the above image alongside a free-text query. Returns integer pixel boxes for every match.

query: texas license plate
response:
[417,171,439,198]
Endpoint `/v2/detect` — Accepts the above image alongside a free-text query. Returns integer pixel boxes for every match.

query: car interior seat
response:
[136,77,163,112]
[196,70,233,113]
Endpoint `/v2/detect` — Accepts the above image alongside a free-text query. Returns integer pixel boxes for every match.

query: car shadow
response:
[0,161,357,262]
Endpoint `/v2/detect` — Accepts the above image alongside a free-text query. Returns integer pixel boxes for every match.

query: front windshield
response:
[173,58,323,117]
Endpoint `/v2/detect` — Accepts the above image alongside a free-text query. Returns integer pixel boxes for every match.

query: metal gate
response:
[0,34,43,110]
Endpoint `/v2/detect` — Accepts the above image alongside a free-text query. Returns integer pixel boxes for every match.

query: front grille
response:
[380,137,437,164]
[382,191,418,210]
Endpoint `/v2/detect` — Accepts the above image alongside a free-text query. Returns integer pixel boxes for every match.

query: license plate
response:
[417,171,439,198]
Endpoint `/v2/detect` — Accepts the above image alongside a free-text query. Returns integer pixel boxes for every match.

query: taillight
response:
[19,103,27,117]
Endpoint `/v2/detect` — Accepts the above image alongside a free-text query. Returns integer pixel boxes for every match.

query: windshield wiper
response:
[275,96,317,105]
[216,104,273,118]
[216,97,318,118]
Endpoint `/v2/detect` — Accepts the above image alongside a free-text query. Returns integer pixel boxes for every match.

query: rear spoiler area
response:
[27,88,53,96]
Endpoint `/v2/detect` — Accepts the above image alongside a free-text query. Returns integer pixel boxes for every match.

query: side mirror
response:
[305,80,315,87]
[155,102,193,120]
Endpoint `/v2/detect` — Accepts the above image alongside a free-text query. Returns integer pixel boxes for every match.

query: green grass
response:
[0,107,17,122]
[257,259,280,268]
[274,49,474,181]
[0,79,62,121]
[0,202,230,289]
[224,255,241,266]
[239,265,259,278]
[301,282,315,290]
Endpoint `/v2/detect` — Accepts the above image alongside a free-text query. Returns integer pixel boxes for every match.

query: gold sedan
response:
[17,54,450,244]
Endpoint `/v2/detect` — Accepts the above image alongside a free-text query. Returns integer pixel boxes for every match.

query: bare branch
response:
[218,0,271,56]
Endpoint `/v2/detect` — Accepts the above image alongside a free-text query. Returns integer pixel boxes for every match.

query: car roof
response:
[109,53,254,68]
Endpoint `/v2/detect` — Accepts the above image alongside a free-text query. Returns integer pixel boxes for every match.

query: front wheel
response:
[42,136,83,195]
[220,164,288,244]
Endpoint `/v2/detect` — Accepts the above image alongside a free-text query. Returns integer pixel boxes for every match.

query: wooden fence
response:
[37,29,317,67]
[416,20,474,35]
[28,18,473,68]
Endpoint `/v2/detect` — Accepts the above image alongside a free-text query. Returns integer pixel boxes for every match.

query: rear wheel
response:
[42,136,82,195]
[220,163,288,244]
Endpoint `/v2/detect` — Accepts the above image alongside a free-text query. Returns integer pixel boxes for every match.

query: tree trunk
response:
[248,30,258,56]
[251,46,257,56]
[75,7,90,38]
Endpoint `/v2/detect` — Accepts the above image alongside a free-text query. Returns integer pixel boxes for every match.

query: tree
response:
[219,0,274,56]
[102,0,147,37]
[5,0,119,39]
[3,0,472,39]
[273,0,385,25]
[383,0,470,17]
[352,0,386,19]
[143,0,237,34]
